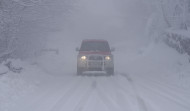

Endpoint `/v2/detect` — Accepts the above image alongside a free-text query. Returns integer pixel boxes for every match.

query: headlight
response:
[80,56,87,60]
[105,56,111,60]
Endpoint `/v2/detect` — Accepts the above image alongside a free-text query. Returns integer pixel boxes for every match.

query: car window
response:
[80,41,110,52]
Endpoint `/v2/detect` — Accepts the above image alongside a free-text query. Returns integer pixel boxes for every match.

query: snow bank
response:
[116,42,190,89]
[0,73,34,111]
[0,59,49,111]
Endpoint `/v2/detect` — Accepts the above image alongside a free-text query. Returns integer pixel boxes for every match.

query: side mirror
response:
[111,47,115,52]
[76,47,80,51]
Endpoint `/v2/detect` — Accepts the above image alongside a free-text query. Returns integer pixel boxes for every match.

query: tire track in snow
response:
[135,72,190,95]
[97,76,133,111]
[50,77,85,111]
[138,73,190,101]
[73,80,96,111]
[17,76,75,111]
[73,77,122,111]
[96,87,123,111]
[111,75,141,111]
[94,77,127,111]
[119,73,148,111]
[135,75,190,110]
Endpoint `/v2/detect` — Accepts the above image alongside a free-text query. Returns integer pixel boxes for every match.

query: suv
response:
[76,39,114,75]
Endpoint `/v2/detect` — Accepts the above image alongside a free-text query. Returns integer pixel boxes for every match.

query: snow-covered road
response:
[14,73,141,111]
[10,71,190,111]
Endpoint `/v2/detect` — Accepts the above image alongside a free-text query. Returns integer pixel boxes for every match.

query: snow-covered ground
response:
[0,40,190,111]
[0,60,49,111]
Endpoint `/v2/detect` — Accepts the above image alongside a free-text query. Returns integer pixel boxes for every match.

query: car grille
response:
[89,55,103,60]
[87,55,104,70]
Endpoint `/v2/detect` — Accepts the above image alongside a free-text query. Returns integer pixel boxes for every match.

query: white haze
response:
[35,0,154,74]
[61,0,151,45]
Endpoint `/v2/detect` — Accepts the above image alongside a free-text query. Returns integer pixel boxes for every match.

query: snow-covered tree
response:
[0,0,43,60]
[0,0,74,61]
[161,0,189,29]
[155,0,190,57]
[145,0,189,34]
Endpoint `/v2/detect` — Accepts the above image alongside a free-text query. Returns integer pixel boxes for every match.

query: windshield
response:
[80,41,110,52]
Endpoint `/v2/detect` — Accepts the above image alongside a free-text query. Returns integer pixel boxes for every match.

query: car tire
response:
[107,68,114,76]
[77,67,83,76]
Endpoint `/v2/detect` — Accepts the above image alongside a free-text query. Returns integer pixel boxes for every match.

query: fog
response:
[29,0,150,67]
[28,0,152,46]
[32,0,154,74]
[62,0,152,45]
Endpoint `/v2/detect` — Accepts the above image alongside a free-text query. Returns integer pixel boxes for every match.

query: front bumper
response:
[77,55,114,72]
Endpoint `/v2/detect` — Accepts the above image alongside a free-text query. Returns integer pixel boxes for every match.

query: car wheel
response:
[77,67,83,76]
[107,68,114,76]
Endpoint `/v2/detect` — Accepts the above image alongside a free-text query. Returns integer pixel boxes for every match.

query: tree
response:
[0,0,26,59]
[0,0,74,61]
[159,0,189,29]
